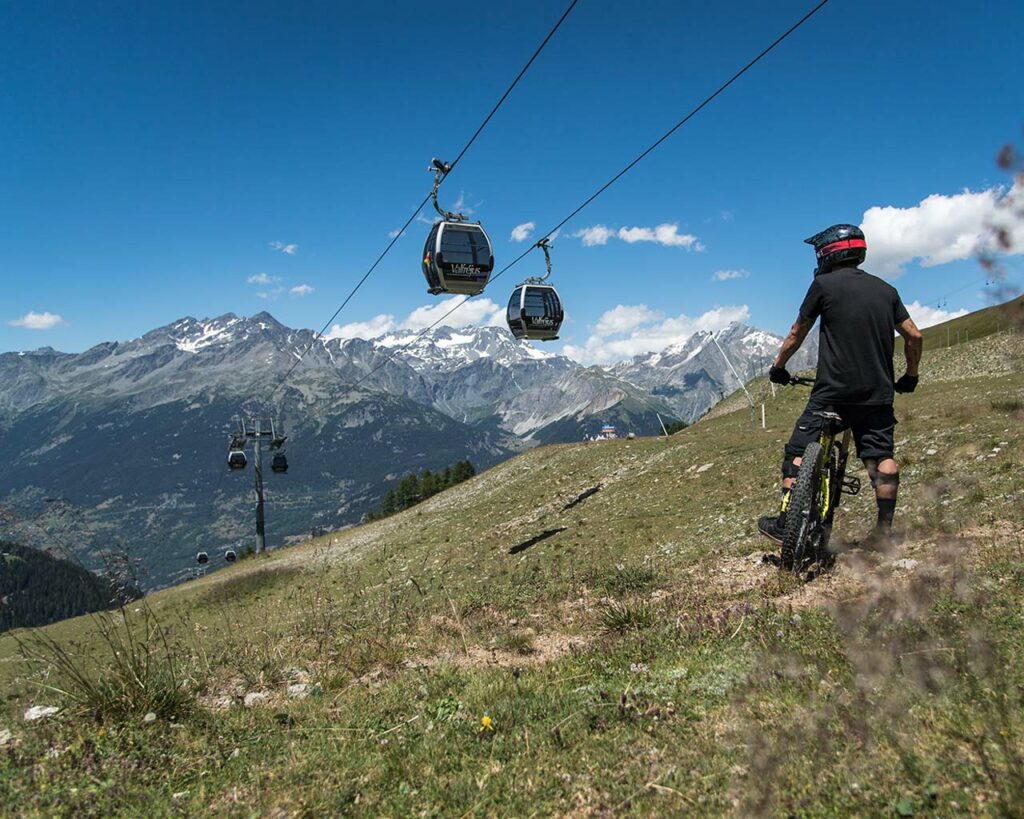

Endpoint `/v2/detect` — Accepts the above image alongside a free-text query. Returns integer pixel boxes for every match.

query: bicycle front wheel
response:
[781,441,824,571]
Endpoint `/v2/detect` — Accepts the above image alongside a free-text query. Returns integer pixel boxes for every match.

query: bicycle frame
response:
[811,416,853,526]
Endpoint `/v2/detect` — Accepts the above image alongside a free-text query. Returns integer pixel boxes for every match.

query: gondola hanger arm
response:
[429,158,465,222]
[524,237,553,284]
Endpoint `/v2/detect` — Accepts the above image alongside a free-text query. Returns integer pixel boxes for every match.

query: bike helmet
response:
[804,224,866,273]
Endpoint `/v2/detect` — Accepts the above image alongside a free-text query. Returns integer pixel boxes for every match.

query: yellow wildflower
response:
[479,715,494,732]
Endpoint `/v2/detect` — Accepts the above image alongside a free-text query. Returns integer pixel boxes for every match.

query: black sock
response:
[876,498,896,530]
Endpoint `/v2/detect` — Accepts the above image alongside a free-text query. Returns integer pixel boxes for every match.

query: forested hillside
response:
[0,542,140,633]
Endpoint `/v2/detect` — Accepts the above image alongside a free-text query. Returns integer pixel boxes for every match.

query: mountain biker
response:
[757,224,924,551]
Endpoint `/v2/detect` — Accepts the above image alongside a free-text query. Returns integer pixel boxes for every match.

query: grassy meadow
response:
[1,321,1022,817]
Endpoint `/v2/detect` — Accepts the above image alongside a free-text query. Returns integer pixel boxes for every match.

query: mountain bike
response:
[780,376,863,572]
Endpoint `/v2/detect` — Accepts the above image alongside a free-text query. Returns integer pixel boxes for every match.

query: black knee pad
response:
[781,459,800,480]
[874,471,900,489]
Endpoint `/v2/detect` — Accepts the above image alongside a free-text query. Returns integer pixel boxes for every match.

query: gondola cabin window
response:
[440,225,490,267]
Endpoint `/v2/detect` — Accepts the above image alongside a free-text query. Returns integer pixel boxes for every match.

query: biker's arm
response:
[896,317,923,376]
[774,316,815,368]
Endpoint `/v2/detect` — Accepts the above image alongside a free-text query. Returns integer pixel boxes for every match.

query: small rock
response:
[24,706,59,722]
[696,462,714,474]
[142,712,157,723]
[925,449,938,456]
[287,683,310,699]
[0,728,13,748]
[243,691,271,708]
[229,747,241,759]
[172,791,189,802]
[45,747,61,759]
[893,558,919,571]
[285,667,310,684]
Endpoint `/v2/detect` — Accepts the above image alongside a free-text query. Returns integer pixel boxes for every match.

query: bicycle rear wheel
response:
[781,442,824,571]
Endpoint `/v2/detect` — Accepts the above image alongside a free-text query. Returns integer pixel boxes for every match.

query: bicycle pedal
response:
[841,476,861,495]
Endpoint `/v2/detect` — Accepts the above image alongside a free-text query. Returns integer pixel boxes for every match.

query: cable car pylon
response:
[226,416,289,555]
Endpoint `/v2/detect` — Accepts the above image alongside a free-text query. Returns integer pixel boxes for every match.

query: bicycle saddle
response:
[812,410,843,422]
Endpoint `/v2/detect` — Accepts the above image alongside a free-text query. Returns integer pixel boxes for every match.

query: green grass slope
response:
[897,292,1023,353]
[1,329,1022,816]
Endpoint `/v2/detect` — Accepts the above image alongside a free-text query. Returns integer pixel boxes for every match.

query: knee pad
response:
[874,471,900,489]
[864,461,879,488]
[781,459,800,480]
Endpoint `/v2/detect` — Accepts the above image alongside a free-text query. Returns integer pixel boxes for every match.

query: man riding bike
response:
[758,224,924,551]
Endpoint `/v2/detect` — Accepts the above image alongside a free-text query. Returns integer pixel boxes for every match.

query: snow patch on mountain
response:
[171,316,242,353]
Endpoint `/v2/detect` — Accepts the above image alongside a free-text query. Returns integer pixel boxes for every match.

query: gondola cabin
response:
[506,283,564,341]
[422,221,494,296]
[224,549,238,563]
[227,450,247,470]
[271,452,288,474]
[196,551,209,565]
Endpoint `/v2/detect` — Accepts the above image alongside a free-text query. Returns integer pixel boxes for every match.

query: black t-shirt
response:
[798,266,910,406]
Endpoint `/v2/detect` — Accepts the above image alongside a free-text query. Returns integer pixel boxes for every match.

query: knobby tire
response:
[781,441,824,571]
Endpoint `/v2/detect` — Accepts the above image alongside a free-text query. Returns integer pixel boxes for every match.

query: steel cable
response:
[343,0,833,392]
[270,0,581,397]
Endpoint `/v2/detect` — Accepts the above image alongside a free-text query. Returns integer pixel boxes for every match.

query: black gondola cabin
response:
[271,452,288,473]
[506,284,564,341]
[422,221,494,296]
[227,450,247,470]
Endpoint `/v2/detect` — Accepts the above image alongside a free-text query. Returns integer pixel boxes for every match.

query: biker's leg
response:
[780,401,822,506]
[864,457,899,530]
[853,404,899,538]
[760,402,820,543]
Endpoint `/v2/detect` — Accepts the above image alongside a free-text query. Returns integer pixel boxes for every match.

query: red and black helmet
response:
[804,224,866,273]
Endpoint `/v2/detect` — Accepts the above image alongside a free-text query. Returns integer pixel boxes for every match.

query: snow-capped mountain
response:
[0,311,810,587]
[609,322,817,421]
[371,325,557,374]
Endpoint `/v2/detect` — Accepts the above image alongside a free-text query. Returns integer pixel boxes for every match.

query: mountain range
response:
[0,312,812,587]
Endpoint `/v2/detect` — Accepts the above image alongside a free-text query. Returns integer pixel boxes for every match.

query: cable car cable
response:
[342,0,833,389]
[270,0,581,397]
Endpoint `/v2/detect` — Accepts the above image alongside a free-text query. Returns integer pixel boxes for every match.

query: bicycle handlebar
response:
[789,376,815,386]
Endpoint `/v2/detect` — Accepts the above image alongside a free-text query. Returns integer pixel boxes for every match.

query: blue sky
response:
[3,0,1022,362]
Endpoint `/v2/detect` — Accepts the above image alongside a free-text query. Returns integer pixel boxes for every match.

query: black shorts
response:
[783,400,897,470]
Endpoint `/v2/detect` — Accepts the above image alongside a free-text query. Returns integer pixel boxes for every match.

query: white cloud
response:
[247,272,280,285]
[510,221,535,242]
[323,297,505,342]
[400,296,504,331]
[256,287,285,300]
[572,225,615,246]
[861,183,1024,277]
[270,241,298,255]
[904,300,968,329]
[451,192,475,217]
[388,228,405,239]
[564,303,751,365]
[572,222,704,250]
[416,213,438,226]
[290,284,314,297]
[618,224,703,250]
[326,313,397,341]
[593,304,664,336]
[8,311,65,330]
[712,269,750,281]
